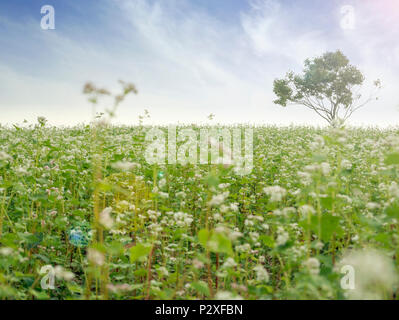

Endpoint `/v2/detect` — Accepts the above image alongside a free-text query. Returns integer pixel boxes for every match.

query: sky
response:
[0,0,398,127]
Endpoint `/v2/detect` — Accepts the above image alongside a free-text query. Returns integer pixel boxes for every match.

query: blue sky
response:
[0,0,398,126]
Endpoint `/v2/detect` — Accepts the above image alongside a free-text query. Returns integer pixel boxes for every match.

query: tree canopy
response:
[273,50,381,125]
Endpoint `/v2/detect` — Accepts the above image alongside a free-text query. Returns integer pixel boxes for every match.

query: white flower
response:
[158,178,167,189]
[303,258,320,275]
[111,161,140,171]
[299,205,315,218]
[0,247,13,256]
[208,191,229,206]
[310,135,325,149]
[337,194,352,203]
[220,205,229,213]
[0,151,11,161]
[304,164,318,172]
[37,116,47,125]
[338,249,398,300]
[99,207,114,229]
[253,265,269,282]
[54,266,75,281]
[315,241,324,250]
[176,191,186,198]
[298,171,312,185]
[87,249,105,266]
[158,266,169,277]
[228,230,243,241]
[249,232,259,242]
[366,202,380,210]
[244,219,254,227]
[276,232,289,246]
[107,283,132,293]
[236,243,251,253]
[215,291,243,300]
[260,224,269,231]
[341,159,352,170]
[263,186,287,202]
[320,162,331,176]
[16,167,28,175]
[230,203,239,212]
[222,257,237,269]
[158,191,169,199]
[192,259,204,269]
[388,182,399,198]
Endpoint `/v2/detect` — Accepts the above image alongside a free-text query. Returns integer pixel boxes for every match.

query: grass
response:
[1,121,399,300]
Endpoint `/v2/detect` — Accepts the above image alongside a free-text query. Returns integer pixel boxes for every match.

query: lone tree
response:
[273,50,381,126]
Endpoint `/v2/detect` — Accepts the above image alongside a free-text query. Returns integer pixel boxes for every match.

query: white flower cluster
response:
[263,186,287,202]
[304,162,331,176]
[111,161,141,171]
[253,265,269,283]
[276,226,289,246]
[338,249,398,300]
[0,151,11,161]
[166,211,194,228]
[388,182,399,198]
[87,249,105,266]
[208,191,230,206]
[99,207,114,229]
[222,257,237,269]
[298,205,315,218]
[54,265,75,281]
[303,258,320,275]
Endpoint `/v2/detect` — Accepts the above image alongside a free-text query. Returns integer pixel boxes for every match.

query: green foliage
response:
[0,124,398,300]
[273,50,380,125]
[300,214,343,242]
[385,152,399,165]
[129,244,152,263]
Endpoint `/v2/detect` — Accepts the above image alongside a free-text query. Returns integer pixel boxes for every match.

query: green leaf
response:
[67,284,84,295]
[32,254,50,263]
[107,241,125,257]
[130,243,152,263]
[198,229,210,248]
[300,214,343,242]
[209,232,233,256]
[260,235,275,248]
[26,232,44,250]
[385,153,399,165]
[373,233,391,246]
[320,196,333,210]
[191,281,210,297]
[204,174,219,188]
[312,154,327,163]
[385,202,399,219]
[134,268,148,277]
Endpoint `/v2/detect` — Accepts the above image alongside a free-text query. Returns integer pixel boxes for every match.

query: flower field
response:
[1,123,399,300]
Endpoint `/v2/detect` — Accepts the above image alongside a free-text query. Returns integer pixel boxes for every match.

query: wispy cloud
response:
[241,0,327,65]
[0,0,398,126]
